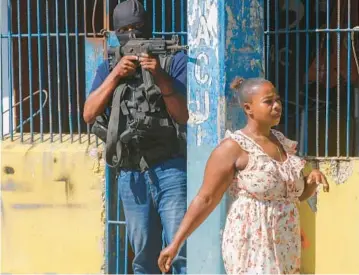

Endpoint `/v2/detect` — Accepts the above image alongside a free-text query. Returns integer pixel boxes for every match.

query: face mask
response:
[116,29,145,45]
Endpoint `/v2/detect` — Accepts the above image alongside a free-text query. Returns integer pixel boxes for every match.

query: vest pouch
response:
[91,114,109,143]
[119,127,137,143]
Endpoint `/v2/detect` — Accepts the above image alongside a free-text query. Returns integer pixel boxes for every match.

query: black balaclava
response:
[113,0,150,44]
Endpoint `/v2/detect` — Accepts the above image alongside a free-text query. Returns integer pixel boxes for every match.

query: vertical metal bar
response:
[36,0,44,141]
[336,0,341,156]
[124,226,128,275]
[284,0,289,136]
[180,0,184,44]
[75,0,81,142]
[104,0,109,31]
[172,0,175,33]
[64,0,73,142]
[316,0,320,156]
[274,0,279,91]
[304,0,309,155]
[346,0,351,156]
[116,176,121,274]
[96,0,105,147]
[152,0,156,36]
[84,0,87,35]
[162,0,165,37]
[325,0,331,156]
[266,0,270,79]
[295,0,300,143]
[144,0,147,10]
[84,0,90,144]
[27,0,34,142]
[46,0,53,142]
[55,0,62,142]
[17,0,23,142]
[105,165,111,274]
[7,0,14,141]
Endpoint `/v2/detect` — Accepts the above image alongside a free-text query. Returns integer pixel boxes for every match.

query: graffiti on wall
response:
[187,0,220,147]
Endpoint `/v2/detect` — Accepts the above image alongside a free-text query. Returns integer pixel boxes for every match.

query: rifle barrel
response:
[167,45,189,50]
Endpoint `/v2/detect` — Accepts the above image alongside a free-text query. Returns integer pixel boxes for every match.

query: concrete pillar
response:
[186,0,265,273]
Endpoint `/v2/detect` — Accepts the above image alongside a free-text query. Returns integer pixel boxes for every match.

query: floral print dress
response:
[221,129,306,274]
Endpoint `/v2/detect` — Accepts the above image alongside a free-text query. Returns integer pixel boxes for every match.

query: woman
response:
[158,77,329,274]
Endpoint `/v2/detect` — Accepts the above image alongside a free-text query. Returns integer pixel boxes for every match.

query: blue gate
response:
[265,0,359,158]
[1,0,95,143]
[1,0,186,274]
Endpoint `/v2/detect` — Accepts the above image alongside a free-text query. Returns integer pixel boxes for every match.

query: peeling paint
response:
[187,1,265,274]
[328,160,354,184]
[187,0,225,272]
[187,0,221,146]
[224,0,264,130]
[225,5,238,52]
[217,96,227,140]
[85,38,105,98]
[188,0,219,59]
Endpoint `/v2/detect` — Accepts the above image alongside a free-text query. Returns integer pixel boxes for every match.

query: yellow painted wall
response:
[300,160,359,274]
[1,134,105,274]
[2,134,359,274]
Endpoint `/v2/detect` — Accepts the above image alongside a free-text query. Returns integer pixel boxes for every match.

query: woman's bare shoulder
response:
[216,138,248,170]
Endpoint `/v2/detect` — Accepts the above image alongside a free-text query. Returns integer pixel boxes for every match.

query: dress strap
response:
[271,129,298,155]
[224,130,264,155]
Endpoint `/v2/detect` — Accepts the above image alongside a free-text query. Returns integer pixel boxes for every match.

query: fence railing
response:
[265,0,359,157]
[0,0,187,146]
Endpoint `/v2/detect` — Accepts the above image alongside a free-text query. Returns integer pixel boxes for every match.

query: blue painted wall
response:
[186,0,264,273]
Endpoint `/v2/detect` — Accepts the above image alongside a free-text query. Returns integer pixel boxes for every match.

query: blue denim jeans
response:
[118,157,187,274]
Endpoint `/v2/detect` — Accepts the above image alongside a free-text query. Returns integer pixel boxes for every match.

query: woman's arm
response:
[299,180,317,201]
[158,139,245,272]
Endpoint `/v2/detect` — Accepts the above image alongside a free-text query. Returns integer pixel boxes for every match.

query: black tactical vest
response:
[98,55,186,171]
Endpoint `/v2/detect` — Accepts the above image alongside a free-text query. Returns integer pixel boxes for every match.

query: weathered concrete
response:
[1,134,105,273]
[186,0,264,273]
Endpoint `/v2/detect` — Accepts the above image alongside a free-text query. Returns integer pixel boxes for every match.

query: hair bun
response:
[230,77,245,90]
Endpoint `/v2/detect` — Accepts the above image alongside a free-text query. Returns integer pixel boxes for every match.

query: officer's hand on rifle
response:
[139,53,162,76]
[113,55,138,78]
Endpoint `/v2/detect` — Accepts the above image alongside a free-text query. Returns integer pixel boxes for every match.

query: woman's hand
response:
[158,243,180,273]
[306,169,329,192]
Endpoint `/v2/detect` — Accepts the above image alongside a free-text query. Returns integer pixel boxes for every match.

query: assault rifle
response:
[107,34,188,90]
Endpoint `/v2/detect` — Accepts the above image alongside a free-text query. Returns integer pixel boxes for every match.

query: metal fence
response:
[0,0,186,145]
[265,0,359,158]
[1,1,186,274]
[2,0,358,273]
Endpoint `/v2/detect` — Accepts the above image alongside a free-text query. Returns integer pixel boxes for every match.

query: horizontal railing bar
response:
[304,157,359,161]
[152,31,187,35]
[108,220,127,225]
[265,28,359,34]
[0,32,188,38]
[0,33,103,38]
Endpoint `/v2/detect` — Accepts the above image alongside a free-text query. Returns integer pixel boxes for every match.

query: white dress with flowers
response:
[221,129,306,274]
